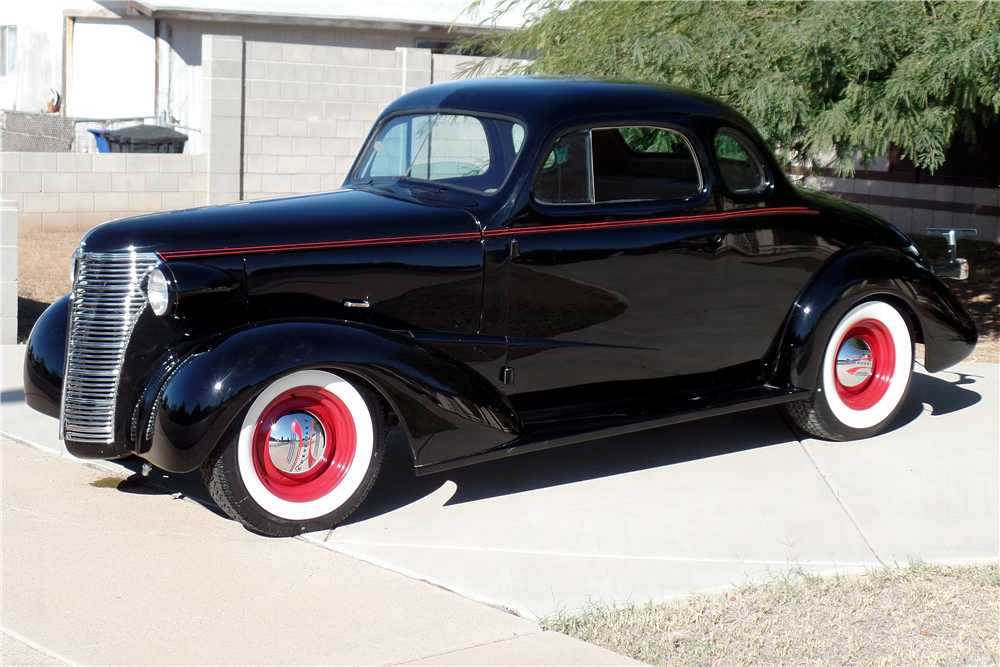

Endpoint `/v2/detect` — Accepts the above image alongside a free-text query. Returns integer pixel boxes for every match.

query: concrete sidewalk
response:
[2,342,998,664]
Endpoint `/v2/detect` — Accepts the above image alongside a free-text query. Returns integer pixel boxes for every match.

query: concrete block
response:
[159,155,193,173]
[40,173,76,193]
[1,316,15,345]
[208,173,241,192]
[291,138,322,156]
[77,211,114,230]
[283,43,313,63]
[911,207,934,230]
[42,212,78,232]
[112,173,145,192]
[252,41,283,62]
[291,173,321,193]
[953,212,973,229]
[249,117,279,136]
[247,155,278,174]
[243,173,262,193]
[60,192,95,212]
[205,77,243,100]
[971,187,999,207]
[281,81,310,101]
[265,61,295,81]
[322,137,351,156]
[337,120,367,139]
[75,172,112,193]
[205,96,243,118]
[348,137,366,155]
[336,156,357,173]
[261,174,292,193]
[1,285,15,323]
[323,102,352,120]
[263,99,294,118]
[245,98,264,117]
[294,101,323,119]
[351,67,382,86]
[129,192,162,212]
[1,193,22,213]
[209,58,243,80]
[4,172,41,194]
[312,45,342,66]
[277,156,308,174]
[307,119,338,138]
[853,179,873,196]
[403,70,431,90]
[244,135,263,155]
[23,194,60,213]
[341,48,369,67]
[245,60,266,80]
[249,80,282,99]
[93,154,127,173]
[126,154,160,173]
[1,246,17,282]
[161,191,196,211]
[0,151,19,172]
[56,153,93,172]
[321,173,344,191]
[278,118,308,137]
[208,134,243,156]
[191,154,209,173]
[368,86,399,104]
[970,214,998,242]
[892,182,914,199]
[296,64,326,83]
[19,153,58,173]
[179,172,208,192]
[17,212,41,233]
[869,204,892,221]
[0,200,18,245]
[349,103,380,121]
[935,185,956,203]
[203,35,243,60]
[113,212,141,219]
[307,156,337,174]
[340,85,367,103]
[890,206,913,232]
[954,186,974,205]
[310,83,340,102]
[933,208,955,227]
[262,136,292,156]
[145,172,180,193]
[324,65,353,84]
[913,183,935,201]
[369,49,396,69]
[95,192,129,212]
[207,153,241,174]
[380,68,403,87]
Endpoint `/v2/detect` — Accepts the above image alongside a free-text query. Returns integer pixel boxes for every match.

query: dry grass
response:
[544,562,1000,667]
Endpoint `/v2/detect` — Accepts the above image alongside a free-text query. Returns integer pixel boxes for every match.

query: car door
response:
[503,120,736,417]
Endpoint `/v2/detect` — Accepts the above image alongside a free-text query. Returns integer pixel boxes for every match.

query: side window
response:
[533,130,593,204]
[713,130,768,194]
[592,127,701,202]
[411,115,490,180]
[533,125,702,205]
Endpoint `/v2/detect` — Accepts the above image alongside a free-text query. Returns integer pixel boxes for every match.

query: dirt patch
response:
[16,231,83,341]
[545,562,1000,667]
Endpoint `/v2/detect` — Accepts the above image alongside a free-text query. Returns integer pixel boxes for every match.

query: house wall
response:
[0,152,208,233]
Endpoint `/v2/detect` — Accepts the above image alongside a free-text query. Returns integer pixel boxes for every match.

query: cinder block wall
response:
[1,199,16,343]
[0,153,208,233]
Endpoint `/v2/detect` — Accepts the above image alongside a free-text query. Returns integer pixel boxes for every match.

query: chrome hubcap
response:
[836,337,874,388]
[267,412,327,474]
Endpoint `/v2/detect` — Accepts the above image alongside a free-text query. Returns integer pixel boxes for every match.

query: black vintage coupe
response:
[25,77,976,536]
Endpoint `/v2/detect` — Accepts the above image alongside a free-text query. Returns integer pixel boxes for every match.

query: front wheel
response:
[781,300,914,441]
[202,370,385,537]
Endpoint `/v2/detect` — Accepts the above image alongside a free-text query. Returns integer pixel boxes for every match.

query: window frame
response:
[712,128,771,197]
[530,123,705,207]
[0,26,17,79]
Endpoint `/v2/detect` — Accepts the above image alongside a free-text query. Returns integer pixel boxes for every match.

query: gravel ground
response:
[544,562,1000,667]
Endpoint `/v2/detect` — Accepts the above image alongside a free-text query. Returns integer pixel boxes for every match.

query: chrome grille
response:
[62,251,159,443]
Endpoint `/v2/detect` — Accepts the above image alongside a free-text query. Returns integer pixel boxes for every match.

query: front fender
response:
[780,246,977,390]
[23,294,71,419]
[145,321,519,473]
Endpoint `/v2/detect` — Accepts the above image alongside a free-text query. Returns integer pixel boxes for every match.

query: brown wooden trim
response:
[825,191,1000,218]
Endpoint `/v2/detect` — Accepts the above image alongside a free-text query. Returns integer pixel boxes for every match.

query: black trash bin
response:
[103,125,189,153]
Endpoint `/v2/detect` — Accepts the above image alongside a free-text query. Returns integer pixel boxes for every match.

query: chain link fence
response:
[1,111,198,153]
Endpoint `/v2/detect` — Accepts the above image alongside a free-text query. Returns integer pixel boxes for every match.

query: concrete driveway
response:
[2,343,997,662]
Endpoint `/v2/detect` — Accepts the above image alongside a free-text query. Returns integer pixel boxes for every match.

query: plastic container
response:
[103,124,189,153]
[87,128,112,153]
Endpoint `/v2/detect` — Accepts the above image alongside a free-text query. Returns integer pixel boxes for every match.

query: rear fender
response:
[779,246,977,390]
[144,321,519,473]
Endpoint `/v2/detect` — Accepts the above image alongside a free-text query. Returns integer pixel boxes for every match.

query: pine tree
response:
[463,1,1000,175]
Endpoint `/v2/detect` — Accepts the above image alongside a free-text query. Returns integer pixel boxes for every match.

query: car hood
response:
[80,187,481,256]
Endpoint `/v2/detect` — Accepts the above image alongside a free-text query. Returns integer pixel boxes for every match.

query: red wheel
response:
[201,370,384,536]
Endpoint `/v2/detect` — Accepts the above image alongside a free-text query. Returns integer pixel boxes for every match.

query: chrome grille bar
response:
[61,251,159,444]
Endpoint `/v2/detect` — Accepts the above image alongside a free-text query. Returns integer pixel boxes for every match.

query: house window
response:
[0,26,16,78]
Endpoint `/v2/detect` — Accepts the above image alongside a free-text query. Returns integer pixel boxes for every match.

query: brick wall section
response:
[202,35,245,205]
[0,152,208,233]
[805,176,1000,242]
[1,199,16,343]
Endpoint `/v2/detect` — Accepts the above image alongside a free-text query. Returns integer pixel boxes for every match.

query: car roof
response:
[382,75,750,128]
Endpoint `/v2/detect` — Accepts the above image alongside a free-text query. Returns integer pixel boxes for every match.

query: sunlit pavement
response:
[2,343,996,661]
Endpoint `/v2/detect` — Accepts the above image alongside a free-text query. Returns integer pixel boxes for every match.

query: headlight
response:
[145,266,173,316]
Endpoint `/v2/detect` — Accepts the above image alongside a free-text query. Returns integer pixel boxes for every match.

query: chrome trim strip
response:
[61,251,159,444]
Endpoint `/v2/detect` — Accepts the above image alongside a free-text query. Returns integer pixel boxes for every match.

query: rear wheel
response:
[781,300,914,441]
[202,370,384,536]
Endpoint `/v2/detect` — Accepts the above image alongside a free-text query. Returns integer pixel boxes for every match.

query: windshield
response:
[355,113,526,194]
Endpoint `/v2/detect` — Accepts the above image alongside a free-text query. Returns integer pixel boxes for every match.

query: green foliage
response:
[463,1,1000,175]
